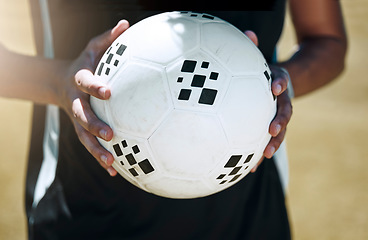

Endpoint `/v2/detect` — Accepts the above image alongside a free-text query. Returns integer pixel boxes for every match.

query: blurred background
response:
[0,0,367,239]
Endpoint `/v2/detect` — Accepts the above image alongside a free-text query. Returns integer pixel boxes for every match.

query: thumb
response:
[98,19,130,48]
[111,20,130,39]
[86,20,130,68]
[244,30,259,47]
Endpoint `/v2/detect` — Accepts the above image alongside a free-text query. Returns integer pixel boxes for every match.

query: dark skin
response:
[252,0,347,171]
[284,0,347,97]
[0,0,347,176]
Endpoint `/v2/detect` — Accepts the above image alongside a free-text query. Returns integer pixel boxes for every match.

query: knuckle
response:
[82,113,100,135]
[74,70,81,82]
[75,69,92,89]
[280,110,291,124]
[277,97,293,121]
[71,98,82,119]
[74,70,85,86]
[71,100,79,118]
[85,116,100,134]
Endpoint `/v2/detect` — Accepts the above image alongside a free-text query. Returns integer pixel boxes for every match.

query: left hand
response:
[244,31,293,173]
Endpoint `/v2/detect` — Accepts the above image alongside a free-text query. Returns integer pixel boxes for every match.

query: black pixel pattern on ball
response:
[177,60,219,105]
[97,42,127,77]
[216,154,254,185]
[263,62,276,101]
[180,11,215,20]
[113,140,155,176]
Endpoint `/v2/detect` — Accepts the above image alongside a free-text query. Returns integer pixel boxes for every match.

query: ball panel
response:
[124,12,199,65]
[200,22,262,76]
[107,61,173,138]
[166,51,231,113]
[149,110,229,178]
[219,76,276,148]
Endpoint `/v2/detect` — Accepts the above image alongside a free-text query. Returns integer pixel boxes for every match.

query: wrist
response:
[52,59,74,108]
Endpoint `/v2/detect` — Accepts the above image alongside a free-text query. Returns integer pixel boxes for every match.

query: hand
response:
[57,20,130,176]
[250,67,292,172]
[244,31,293,173]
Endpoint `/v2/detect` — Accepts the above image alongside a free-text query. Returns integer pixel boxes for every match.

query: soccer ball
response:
[90,11,276,199]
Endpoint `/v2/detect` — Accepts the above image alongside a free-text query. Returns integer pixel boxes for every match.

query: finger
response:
[251,156,264,173]
[75,69,111,100]
[269,93,292,136]
[74,123,116,176]
[72,97,113,141]
[272,76,288,96]
[75,21,130,97]
[264,129,286,159]
[87,20,130,58]
[244,30,259,46]
[111,20,130,37]
[107,167,118,177]
[270,66,290,96]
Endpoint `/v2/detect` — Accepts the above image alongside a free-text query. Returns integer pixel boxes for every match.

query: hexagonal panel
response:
[166,51,231,113]
[106,61,173,138]
[124,12,199,65]
[219,76,276,148]
[149,110,229,178]
[200,22,263,76]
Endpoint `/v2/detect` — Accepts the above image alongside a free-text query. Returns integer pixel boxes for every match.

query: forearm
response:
[278,36,347,98]
[283,0,348,98]
[0,45,69,105]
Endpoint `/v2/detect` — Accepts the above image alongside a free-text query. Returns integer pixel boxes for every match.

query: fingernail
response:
[268,146,276,157]
[275,84,282,95]
[251,166,258,173]
[98,87,108,99]
[275,124,281,135]
[99,129,107,140]
[101,155,108,164]
[107,167,117,176]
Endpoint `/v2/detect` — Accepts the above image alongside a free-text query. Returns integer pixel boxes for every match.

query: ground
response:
[0,0,367,239]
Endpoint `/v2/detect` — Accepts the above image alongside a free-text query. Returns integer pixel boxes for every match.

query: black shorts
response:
[28,153,290,240]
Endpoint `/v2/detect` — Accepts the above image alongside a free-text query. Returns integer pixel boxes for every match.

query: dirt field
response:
[0,0,367,239]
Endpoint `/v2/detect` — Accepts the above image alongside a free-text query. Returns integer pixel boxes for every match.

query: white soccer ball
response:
[91,11,276,199]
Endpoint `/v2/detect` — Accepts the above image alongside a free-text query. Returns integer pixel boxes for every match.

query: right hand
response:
[245,31,292,172]
[56,20,130,176]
